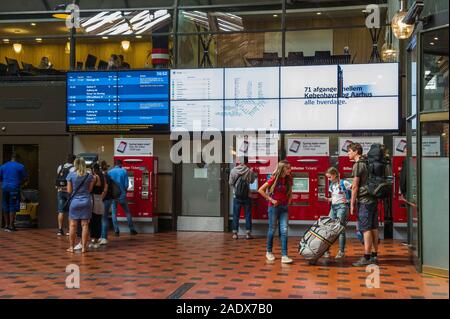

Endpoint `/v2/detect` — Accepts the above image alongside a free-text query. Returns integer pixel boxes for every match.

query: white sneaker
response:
[74,243,83,250]
[266,252,275,262]
[281,256,293,264]
[323,251,330,258]
[98,238,108,245]
[335,251,345,259]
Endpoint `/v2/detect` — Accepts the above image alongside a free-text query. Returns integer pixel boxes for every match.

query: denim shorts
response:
[57,191,70,213]
[357,202,378,232]
[2,189,20,213]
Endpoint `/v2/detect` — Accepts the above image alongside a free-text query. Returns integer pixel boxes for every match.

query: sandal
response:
[232,233,238,240]
[66,247,74,253]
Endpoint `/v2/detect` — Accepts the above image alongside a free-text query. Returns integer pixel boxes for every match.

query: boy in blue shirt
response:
[0,153,28,232]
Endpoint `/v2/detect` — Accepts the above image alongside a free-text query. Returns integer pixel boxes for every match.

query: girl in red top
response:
[258,160,293,264]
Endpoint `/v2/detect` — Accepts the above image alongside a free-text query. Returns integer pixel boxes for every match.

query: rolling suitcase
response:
[298,216,346,264]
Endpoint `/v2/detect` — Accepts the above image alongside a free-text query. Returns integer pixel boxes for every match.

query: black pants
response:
[90,213,102,239]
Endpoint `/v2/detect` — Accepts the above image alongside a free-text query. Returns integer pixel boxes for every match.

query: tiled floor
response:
[0,229,448,299]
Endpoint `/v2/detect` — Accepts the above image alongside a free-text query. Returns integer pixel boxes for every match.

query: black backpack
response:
[104,174,121,200]
[55,164,73,187]
[365,143,392,199]
[234,175,250,200]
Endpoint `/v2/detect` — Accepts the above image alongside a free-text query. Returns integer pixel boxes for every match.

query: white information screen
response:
[170,100,223,131]
[338,97,398,130]
[225,67,279,99]
[224,99,279,131]
[281,65,338,98]
[281,99,337,131]
[170,68,224,100]
[340,63,398,97]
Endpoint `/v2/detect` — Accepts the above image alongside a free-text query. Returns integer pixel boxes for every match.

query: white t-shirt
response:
[56,163,76,192]
[329,179,352,205]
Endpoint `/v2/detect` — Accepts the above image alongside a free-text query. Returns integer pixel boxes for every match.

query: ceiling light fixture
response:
[31,23,36,26]
[52,4,70,19]
[121,40,130,51]
[36,38,42,42]
[391,0,415,39]
[13,43,22,53]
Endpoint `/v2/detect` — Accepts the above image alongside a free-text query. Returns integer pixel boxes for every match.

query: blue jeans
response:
[232,197,252,233]
[101,198,136,239]
[266,205,289,257]
[328,203,349,252]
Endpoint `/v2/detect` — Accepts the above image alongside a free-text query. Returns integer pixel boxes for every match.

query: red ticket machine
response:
[113,156,158,219]
[392,137,407,223]
[286,138,330,221]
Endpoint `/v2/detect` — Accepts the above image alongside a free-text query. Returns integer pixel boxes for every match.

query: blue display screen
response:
[67,70,170,131]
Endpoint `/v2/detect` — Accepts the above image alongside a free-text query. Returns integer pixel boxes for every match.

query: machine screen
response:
[293,177,309,193]
[249,179,258,191]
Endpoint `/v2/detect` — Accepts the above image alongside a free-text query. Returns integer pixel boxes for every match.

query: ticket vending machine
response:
[113,138,158,233]
[392,137,408,224]
[286,138,330,221]
[337,137,384,223]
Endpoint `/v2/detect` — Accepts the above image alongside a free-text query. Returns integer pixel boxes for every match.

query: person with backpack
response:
[0,153,28,232]
[322,167,352,260]
[107,159,137,237]
[258,160,293,264]
[229,157,258,240]
[55,154,76,236]
[89,162,108,249]
[347,143,379,267]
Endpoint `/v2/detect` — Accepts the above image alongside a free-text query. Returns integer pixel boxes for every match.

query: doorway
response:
[2,144,39,190]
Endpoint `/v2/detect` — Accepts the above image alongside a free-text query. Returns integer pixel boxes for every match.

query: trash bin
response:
[15,189,39,228]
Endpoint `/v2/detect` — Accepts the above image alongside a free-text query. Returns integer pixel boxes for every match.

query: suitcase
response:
[298,216,346,264]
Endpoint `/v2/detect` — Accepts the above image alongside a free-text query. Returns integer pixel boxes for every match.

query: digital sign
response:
[67,70,170,132]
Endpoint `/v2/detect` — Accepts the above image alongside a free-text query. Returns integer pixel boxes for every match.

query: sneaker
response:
[335,251,345,259]
[281,256,293,264]
[4,227,12,233]
[266,252,275,262]
[232,233,238,240]
[370,256,379,265]
[57,229,64,236]
[245,233,253,240]
[74,243,83,251]
[9,226,16,232]
[92,243,100,249]
[322,251,330,258]
[352,256,371,267]
[98,238,108,245]
[130,230,138,236]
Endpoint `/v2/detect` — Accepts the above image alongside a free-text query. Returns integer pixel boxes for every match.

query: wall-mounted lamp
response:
[121,40,130,51]
[391,0,415,39]
[65,41,70,54]
[13,43,22,53]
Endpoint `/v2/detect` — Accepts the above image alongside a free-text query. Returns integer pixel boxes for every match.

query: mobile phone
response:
[239,140,249,154]
[396,139,407,153]
[341,140,353,153]
[289,140,301,153]
[117,141,127,153]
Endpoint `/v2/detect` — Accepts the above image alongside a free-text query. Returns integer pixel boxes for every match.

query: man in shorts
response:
[0,153,28,232]
[347,143,379,266]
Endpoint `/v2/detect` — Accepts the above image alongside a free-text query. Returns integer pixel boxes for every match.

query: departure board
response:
[67,70,170,132]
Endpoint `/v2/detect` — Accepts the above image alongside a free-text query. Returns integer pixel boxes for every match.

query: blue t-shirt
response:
[66,172,94,198]
[0,161,27,191]
[108,166,129,200]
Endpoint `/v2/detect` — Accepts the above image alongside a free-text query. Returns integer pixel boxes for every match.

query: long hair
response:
[74,157,87,177]
[269,160,291,196]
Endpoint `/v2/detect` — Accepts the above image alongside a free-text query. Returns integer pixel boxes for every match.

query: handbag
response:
[63,174,89,211]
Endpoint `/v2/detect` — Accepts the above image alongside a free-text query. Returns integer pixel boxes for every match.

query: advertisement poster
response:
[338,137,383,156]
[394,136,441,157]
[114,138,153,156]
[236,135,279,157]
[287,138,329,156]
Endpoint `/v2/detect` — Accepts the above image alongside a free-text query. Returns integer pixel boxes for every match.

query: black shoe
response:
[352,257,372,267]
[370,256,379,265]
[4,227,13,233]
[115,231,120,237]
[130,230,138,235]
[9,226,17,232]
[57,229,64,236]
